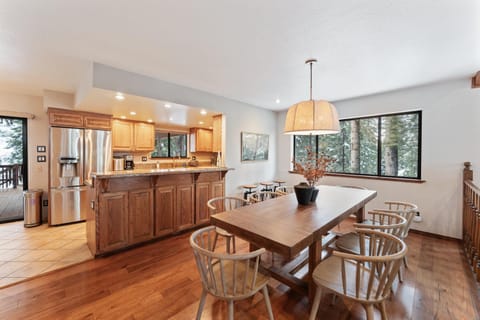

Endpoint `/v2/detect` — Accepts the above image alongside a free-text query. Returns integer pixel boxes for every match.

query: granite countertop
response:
[91,166,232,179]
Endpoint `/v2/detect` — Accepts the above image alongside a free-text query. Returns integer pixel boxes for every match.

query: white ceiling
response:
[0,0,479,111]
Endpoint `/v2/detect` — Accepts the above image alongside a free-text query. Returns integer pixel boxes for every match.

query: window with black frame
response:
[293,110,422,179]
[151,131,188,158]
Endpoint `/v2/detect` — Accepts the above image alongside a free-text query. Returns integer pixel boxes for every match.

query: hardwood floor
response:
[0,227,478,319]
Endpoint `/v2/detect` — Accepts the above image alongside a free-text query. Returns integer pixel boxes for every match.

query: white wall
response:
[92,63,277,196]
[277,78,480,239]
[0,91,49,220]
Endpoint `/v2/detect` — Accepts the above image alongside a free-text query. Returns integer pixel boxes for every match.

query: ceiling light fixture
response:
[275,98,280,104]
[164,104,171,108]
[130,111,136,116]
[147,119,153,123]
[199,121,204,125]
[120,115,126,119]
[200,110,207,115]
[115,92,125,101]
[284,59,340,135]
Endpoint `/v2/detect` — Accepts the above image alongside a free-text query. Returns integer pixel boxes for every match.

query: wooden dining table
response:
[210,185,377,300]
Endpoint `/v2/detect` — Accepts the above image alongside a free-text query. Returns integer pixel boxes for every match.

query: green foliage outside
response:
[151,132,187,158]
[0,118,23,165]
[294,111,420,178]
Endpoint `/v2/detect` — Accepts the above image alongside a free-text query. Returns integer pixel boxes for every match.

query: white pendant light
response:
[284,59,340,135]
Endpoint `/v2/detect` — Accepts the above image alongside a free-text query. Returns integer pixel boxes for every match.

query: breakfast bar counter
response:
[86,167,231,256]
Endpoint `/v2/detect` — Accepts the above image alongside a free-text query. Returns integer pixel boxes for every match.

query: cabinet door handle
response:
[90,200,95,209]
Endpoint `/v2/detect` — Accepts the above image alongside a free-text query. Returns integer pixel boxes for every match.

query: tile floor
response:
[0,221,92,288]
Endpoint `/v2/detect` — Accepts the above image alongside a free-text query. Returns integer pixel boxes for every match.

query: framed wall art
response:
[241,132,269,161]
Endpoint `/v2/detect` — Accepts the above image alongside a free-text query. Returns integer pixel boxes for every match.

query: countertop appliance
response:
[124,155,134,170]
[49,127,112,225]
[113,157,125,171]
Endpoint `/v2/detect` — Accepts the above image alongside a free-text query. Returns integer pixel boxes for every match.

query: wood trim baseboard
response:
[410,228,461,242]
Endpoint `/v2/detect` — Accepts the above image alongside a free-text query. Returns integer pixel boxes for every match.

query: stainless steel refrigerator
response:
[49,127,111,225]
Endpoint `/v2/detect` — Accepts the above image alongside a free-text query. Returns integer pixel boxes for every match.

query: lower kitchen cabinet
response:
[128,189,154,244]
[98,192,129,253]
[195,174,225,225]
[154,185,176,237]
[89,170,228,256]
[195,182,211,225]
[175,184,195,231]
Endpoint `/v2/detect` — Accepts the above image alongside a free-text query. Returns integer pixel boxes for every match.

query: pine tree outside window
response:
[293,110,422,179]
[151,131,187,158]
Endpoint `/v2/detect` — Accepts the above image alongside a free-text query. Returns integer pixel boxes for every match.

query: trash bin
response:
[24,189,43,227]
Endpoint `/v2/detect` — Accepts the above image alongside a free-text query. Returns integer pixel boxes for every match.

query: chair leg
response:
[403,255,409,269]
[364,304,374,320]
[379,301,388,320]
[308,286,323,320]
[397,266,404,283]
[212,233,219,251]
[232,235,236,253]
[228,300,234,320]
[262,286,274,320]
[196,289,207,320]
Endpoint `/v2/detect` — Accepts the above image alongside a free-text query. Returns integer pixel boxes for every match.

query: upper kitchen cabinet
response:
[112,120,134,151]
[48,108,112,130]
[190,128,213,152]
[112,119,155,151]
[134,122,155,151]
[212,114,222,152]
[84,114,112,130]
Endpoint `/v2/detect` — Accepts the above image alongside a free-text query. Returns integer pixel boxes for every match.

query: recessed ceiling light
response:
[199,121,204,125]
[147,119,153,123]
[275,98,280,104]
[115,92,125,101]
[130,111,136,116]
[169,117,173,121]
[164,104,171,108]
[200,110,207,115]
[120,115,126,119]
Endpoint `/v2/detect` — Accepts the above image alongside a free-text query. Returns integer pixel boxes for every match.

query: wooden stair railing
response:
[463,162,480,280]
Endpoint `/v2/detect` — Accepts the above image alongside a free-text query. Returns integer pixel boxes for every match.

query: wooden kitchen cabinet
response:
[134,122,155,151]
[154,185,176,237]
[48,107,112,129]
[112,120,134,151]
[88,170,228,256]
[175,184,195,231]
[195,182,211,225]
[195,172,225,225]
[128,188,154,244]
[84,115,112,130]
[98,192,129,253]
[48,108,84,128]
[190,128,213,152]
[112,119,155,151]
[212,114,222,152]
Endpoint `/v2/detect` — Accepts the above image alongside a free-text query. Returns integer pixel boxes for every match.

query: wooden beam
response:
[472,71,480,88]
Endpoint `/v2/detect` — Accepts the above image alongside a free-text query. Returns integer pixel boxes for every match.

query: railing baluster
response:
[462,162,480,280]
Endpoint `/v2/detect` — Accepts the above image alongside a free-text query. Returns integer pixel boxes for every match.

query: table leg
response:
[356,206,365,223]
[308,240,322,302]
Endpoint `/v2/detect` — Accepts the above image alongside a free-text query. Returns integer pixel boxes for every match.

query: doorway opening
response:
[0,116,28,223]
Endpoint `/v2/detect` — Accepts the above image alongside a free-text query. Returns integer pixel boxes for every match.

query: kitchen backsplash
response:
[113,151,217,169]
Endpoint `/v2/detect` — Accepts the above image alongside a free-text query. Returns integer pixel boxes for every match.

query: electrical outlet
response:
[142,156,147,162]
[413,211,422,223]
[42,200,48,207]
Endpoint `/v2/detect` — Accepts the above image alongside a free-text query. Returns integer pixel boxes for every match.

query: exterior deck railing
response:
[0,164,21,189]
